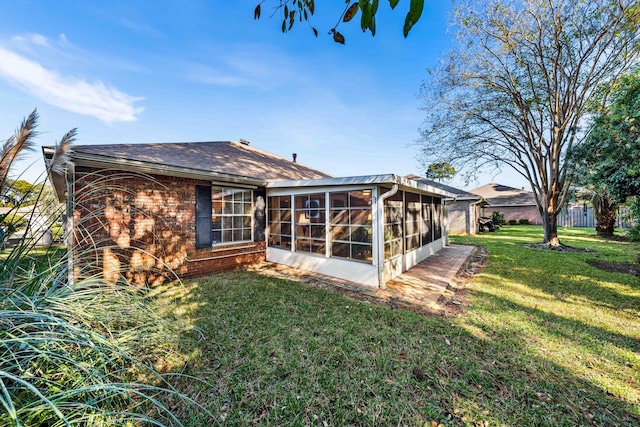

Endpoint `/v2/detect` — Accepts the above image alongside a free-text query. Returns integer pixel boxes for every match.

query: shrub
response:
[491,211,505,226]
[0,271,198,426]
[518,218,530,225]
[625,197,640,241]
[1,111,207,426]
[508,219,518,225]
[0,213,27,235]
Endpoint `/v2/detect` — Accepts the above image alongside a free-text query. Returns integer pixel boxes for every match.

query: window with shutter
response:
[195,185,212,248]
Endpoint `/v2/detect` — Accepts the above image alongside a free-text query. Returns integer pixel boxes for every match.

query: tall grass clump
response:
[1,111,203,426]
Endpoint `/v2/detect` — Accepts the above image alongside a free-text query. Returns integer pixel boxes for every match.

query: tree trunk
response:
[593,195,617,237]
[542,209,561,246]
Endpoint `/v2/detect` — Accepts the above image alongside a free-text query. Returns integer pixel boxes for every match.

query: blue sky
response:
[0,0,528,191]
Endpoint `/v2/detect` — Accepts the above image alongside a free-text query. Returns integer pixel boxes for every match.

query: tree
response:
[254,0,425,43]
[1,179,44,207]
[425,162,456,181]
[418,0,640,246]
[572,67,640,201]
[569,67,640,236]
[0,110,74,246]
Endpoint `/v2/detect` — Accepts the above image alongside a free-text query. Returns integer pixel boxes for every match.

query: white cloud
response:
[11,33,50,47]
[184,44,307,89]
[184,63,256,87]
[0,40,143,123]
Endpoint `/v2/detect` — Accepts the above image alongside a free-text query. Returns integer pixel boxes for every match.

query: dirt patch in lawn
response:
[436,246,489,317]
[587,260,640,277]
[523,243,594,252]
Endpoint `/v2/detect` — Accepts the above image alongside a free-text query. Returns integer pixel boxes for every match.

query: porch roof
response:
[266,174,456,198]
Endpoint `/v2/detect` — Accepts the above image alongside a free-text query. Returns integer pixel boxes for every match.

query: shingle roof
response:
[70,141,331,181]
[404,174,481,199]
[469,183,536,206]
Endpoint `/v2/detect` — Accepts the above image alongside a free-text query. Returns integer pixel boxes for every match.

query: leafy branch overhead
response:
[254,0,425,44]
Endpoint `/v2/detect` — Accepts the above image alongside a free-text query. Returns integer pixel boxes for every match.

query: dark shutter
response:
[195,185,212,248]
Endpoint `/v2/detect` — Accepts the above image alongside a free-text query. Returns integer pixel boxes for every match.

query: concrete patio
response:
[251,244,477,312]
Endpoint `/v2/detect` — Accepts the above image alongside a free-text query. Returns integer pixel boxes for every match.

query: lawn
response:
[153,226,639,426]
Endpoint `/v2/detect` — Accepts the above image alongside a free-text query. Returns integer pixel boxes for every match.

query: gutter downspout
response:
[65,162,75,285]
[376,183,399,289]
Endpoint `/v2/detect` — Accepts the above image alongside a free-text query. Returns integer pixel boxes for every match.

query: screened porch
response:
[265,175,453,288]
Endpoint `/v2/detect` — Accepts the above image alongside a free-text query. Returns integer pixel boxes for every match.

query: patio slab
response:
[384,244,476,308]
[251,244,476,311]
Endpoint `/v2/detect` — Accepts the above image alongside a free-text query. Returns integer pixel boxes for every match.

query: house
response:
[405,175,484,235]
[43,141,454,288]
[0,205,54,246]
[469,183,542,225]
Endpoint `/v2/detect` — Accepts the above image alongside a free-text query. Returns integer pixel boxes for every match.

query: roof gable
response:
[469,183,537,206]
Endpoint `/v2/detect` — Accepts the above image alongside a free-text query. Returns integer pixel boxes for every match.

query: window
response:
[211,187,252,244]
[383,190,403,259]
[421,195,433,245]
[294,193,326,255]
[195,186,253,247]
[433,198,442,240]
[405,192,421,251]
[330,190,372,263]
[267,195,292,250]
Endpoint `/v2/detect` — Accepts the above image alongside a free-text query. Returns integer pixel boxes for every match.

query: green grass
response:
[155,226,639,426]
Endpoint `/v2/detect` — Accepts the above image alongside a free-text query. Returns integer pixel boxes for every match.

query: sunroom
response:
[265,174,455,288]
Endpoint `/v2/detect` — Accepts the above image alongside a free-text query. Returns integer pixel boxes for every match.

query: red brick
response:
[73,167,265,285]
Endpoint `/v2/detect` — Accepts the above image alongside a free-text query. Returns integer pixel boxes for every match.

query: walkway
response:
[251,244,476,312]
[384,244,476,308]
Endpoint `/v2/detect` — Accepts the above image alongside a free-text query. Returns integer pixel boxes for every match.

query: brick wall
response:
[72,167,265,285]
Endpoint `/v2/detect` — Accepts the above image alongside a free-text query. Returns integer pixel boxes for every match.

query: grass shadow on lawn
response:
[156,260,639,426]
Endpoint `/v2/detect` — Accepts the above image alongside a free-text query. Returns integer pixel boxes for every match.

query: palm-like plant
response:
[0,111,204,426]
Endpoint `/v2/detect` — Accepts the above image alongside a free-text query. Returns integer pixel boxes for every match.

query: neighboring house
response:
[43,141,454,288]
[470,183,542,225]
[405,175,484,235]
[0,205,52,245]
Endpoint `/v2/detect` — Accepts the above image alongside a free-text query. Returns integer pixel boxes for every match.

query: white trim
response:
[324,192,331,258]
[211,187,254,246]
[483,204,537,208]
[267,174,456,198]
[266,247,378,287]
[376,184,399,288]
[268,184,375,197]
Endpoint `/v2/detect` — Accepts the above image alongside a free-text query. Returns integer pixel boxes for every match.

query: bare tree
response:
[418,0,640,246]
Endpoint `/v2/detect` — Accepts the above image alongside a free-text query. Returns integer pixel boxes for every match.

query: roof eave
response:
[41,146,67,203]
[445,196,483,202]
[484,203,537,207]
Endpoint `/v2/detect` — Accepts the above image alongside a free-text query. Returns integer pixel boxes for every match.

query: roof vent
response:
[239,139,250,145]
[292,153,297,163]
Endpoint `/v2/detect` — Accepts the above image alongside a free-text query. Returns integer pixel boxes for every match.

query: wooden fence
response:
[557,206,634,228]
